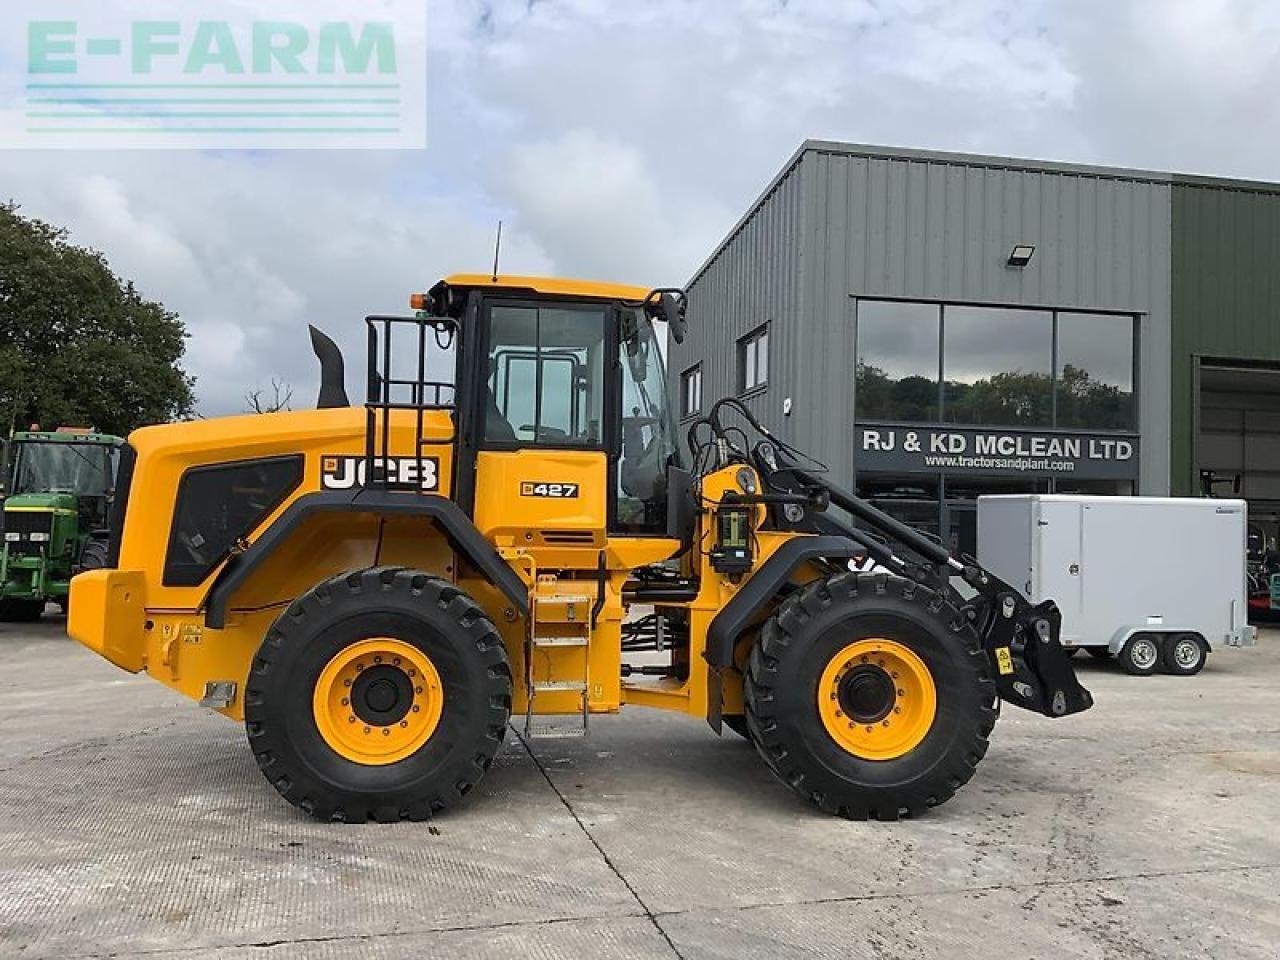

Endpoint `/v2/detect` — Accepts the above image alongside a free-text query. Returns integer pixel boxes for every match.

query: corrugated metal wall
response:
[681,142,1174,492]
[798,147,1173,490]
[671,156,806,436]
[1171,183,1280,495]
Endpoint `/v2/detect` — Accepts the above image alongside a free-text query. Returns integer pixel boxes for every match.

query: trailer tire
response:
[1162,633,1207,676]
[744,572,996,820]
[1119,633,1161,676]
[244,567,512,823]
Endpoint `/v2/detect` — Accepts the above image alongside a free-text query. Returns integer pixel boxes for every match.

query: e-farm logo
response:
[2,1,427,150]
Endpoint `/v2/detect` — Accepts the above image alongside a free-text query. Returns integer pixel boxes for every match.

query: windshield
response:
[11,442,116,497]
[617,309,680,534]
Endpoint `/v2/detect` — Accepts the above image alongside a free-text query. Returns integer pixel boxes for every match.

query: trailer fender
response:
[705,535,862,669]
[1109,627,1212,654]
[203,489,528,629]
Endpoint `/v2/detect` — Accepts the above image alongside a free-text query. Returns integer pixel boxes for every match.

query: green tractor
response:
[0,429,123,621]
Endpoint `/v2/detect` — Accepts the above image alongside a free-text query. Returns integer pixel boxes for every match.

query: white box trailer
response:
[977,495,1255,676]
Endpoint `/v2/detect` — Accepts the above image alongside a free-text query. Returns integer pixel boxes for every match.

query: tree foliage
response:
[0,202,194,436]
[855,361,1132,429]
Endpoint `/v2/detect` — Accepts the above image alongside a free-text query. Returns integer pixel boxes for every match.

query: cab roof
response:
[442,274,651,303]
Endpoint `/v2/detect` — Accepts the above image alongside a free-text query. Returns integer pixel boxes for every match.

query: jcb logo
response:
[520,482,579,498]
[321,455,440,492]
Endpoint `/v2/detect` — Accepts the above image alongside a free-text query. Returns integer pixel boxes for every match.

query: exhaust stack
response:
[308,326,350,409]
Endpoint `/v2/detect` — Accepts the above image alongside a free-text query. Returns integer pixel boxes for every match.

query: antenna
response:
[491,220,503,282]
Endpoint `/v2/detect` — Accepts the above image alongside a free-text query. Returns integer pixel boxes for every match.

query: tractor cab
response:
[1,429,123,619]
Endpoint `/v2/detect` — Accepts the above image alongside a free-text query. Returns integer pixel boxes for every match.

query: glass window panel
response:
[756,329,768,385]
[1056,313,1136,430]
[943,305,1052,426]
[855,301,940,422]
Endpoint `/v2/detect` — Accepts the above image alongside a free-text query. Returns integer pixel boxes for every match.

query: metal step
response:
[531,680,588,693]
[525,720,588,739]
[532,634,589,648]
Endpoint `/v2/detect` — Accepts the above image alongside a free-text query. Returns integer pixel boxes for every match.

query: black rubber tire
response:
[721,715,750,740]
[79,538,109,572]
[0,598,45,622]
[244,567,512,822]
[1087,647,1114,660]
[1119,633,1161,676]
[744,572,997,820]
[1162,633,1208,676]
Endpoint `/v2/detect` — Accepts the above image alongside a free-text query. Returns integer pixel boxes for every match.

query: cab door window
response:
[485,304,605,447]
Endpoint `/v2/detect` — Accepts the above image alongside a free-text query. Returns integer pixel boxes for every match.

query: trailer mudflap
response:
[976,592,1093,718]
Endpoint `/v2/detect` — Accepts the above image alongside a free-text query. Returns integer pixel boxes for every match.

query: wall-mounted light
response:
[1007,244,1036,267]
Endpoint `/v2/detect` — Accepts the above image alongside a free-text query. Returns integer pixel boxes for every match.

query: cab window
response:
[485,303,605,447]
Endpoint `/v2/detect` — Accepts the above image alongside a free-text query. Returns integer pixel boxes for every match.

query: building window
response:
[680,364,702,419]
[739,325,769,393]
[855,301,940,422]
[943,305,1053,427]
[1055,312,1136,430]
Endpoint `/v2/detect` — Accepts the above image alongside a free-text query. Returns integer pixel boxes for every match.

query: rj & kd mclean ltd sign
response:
[855,423,1139,479]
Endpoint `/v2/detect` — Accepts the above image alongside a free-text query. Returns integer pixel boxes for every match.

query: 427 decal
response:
[520,482,579,499]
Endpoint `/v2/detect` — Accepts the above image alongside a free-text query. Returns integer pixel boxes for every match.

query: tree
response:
[0,202,194,436]
[245,378,293,414]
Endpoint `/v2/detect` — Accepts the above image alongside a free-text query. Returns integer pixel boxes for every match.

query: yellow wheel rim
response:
[312,638,444,766]
[817,638,937,761]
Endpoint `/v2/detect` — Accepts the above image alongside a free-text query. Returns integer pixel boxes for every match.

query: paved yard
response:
[1,619,1278,959]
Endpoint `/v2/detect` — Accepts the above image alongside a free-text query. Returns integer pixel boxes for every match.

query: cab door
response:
[471,299,613,550]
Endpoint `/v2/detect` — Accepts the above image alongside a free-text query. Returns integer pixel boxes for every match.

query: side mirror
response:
[661,292,687,344]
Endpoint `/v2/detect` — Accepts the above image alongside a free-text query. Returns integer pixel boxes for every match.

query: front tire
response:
[1120,633,1161,676]
[244,567,512,822]
[744,572,996,820]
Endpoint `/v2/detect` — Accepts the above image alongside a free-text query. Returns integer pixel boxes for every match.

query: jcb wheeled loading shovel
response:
[783,462,1093,722]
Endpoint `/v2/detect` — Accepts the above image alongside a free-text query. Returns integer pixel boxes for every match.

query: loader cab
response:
[425,276,683,556]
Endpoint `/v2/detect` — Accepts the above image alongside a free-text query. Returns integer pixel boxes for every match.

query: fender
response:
[704,535,862,668]
[203,489,528,629]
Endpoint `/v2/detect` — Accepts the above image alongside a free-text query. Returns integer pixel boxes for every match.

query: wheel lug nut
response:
[399,721,408,728]
[349,716,356,724]
[408,669,417,677]
[343,679,352,687]
[374,655,382,664]
[341,698,349,706]
[412,705,420,713]
[894,706,901,714]
[835,710,843,718]
[865,726,874,733]
[382,728,390,736]
[881,720,890,727]
[897,689,905,696]
[415,686,423,694]
[393,657,401,666]
[363,726,370,734]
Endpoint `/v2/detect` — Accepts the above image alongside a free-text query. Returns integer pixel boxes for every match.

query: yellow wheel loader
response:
[68,275,1092,822]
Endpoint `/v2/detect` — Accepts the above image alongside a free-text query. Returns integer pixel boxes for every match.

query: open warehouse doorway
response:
[1197,362,1280,617]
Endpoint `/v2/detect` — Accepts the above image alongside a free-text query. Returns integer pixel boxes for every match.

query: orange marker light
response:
[409,293,428,311]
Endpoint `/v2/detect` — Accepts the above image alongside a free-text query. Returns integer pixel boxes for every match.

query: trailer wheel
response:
[1119,633,1161,676]
[1162,634,1207,676]
[744,572,996,820]
[244,567,512,822]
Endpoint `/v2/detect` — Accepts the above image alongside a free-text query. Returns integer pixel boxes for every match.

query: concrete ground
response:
[1,621,1278,960]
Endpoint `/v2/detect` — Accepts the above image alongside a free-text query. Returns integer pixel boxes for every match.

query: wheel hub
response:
[817,638,938,761]
[838,665,897,724]
[312,637,444,766]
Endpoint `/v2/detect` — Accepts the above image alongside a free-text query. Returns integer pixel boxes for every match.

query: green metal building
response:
[672,141,1280,555]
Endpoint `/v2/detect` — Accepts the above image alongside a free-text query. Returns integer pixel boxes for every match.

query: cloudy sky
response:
[2,0,1279,415]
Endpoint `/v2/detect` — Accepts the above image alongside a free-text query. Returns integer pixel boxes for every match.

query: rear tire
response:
[244,567,512,822]
[744,572,996,820]
[1162,634,1207,676]
[1119,633,1161,676]
[0,598,45,622]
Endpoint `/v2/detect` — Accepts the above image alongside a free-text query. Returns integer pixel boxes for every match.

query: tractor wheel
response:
[721,715,750,740]
[1119,633,1161,676]
[744,572,996,820]
[79,538,109,572]
[244,567,512,822]
[1162,634,1208,676]
[0,598,45,622]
